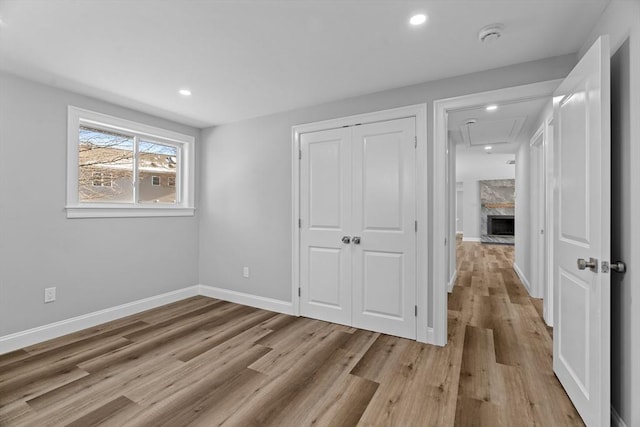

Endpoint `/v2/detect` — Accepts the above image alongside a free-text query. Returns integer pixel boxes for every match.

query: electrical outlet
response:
[243,267,249,278]
[44,287,56,303]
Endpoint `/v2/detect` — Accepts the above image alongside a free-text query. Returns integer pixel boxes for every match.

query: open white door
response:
[553,36,610,427]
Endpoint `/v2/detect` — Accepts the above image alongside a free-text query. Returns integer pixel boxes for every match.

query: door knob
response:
[610,261,626,273]
[341,236,351,244]
[577,257,598,272]
[352,236,361,244]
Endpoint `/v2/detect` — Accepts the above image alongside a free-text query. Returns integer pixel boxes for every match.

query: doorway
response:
[432,80,561,346]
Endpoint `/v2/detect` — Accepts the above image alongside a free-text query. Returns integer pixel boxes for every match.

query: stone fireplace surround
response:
[480,179,515,245]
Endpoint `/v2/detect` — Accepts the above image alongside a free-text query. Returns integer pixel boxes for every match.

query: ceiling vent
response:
[478,24,504,43]
[460,117,526,148]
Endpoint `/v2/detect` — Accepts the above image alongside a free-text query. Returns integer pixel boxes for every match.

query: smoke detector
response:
[478,24,504,43]
[464,119,477,126]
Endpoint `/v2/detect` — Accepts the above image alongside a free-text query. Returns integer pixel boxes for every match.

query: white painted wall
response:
[514,140,531,291]
[456,186,464,233]
[582,2,640,425]
[448,139,457,285]
[456,151,517,182]
[199,55,577,313]
[0,71,201,337]
[461,181,481,241]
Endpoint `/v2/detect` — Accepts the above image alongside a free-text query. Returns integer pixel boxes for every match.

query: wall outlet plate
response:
[44,287,56,303]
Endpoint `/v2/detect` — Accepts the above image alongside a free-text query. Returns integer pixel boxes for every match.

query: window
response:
[67,106,195,218]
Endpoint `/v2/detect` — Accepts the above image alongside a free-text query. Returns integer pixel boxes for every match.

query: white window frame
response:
[67,106,195,218]
[151,175,161,186]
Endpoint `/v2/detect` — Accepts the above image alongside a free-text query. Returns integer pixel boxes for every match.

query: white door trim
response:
[433,80,562,346]
[544,115,555,327]
[530,124,545,300]
[292,104,429,343]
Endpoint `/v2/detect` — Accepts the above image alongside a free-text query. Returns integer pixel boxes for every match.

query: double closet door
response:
[299,117,417,339]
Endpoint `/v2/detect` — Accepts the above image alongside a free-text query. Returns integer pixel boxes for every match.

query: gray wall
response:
[591,1,640,425]
[514,141,531,288]
[461,180,481,240]
[456,186,464,234]
[448,138,457,284]
[199,55,577,304]
[0,71,201,336]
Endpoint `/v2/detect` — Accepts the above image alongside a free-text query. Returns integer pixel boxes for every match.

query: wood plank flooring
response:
[0,242,583,426]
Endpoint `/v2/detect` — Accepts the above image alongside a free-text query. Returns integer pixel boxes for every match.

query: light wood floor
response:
[0,242,583,426]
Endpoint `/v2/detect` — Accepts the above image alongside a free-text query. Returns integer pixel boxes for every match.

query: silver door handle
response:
[577,257,598,272]
[341,236,351,244]
[352,236,361,244]
[610,261,626,273]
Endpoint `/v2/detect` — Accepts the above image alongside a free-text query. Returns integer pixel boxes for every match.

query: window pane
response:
[138,140,177,204]
[79,126,133,203]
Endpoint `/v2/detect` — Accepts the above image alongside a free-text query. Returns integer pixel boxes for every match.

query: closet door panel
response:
[351,118,417,339]
[299,128,352,325]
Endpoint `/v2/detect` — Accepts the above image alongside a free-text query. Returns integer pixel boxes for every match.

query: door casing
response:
[292,104,429,343]
[433,80,562,346]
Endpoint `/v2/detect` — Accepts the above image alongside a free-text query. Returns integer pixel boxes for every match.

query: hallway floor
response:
[450,240,582,425]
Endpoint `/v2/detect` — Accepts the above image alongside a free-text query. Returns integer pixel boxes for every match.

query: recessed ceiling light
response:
[410,14,427,26]
[486,105,498,111]
[484,146,492,150]
[179,89,192,96]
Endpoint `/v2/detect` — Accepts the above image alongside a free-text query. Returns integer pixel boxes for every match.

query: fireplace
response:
[487,215,515,236]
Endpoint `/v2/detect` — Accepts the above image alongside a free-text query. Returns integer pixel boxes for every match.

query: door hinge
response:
[298,287,301,297]
[298,218,301,228]
[415,305,418,317]
[299,150,302,160]
[445,237,447,246]
[414,136,417,148]
[415,220,418,232]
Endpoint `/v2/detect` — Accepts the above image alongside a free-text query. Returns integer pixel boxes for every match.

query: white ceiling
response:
[450,96,550,182]
[449,97,550,154]
[0,0,608,128]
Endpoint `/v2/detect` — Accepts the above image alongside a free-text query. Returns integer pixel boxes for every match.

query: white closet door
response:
[299,127,352,326]
[351,118,417,339]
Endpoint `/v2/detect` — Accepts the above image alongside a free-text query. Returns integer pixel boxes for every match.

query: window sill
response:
[65,205,195,219]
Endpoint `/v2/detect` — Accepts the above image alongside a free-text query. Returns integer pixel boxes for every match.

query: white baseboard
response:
[611,405,628,427]
[197,284,294,315]
[0,286,199,355]
[447,270,458,293]
[462,237,481,242]
[0,284,296,356]
[512,262,531,292]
